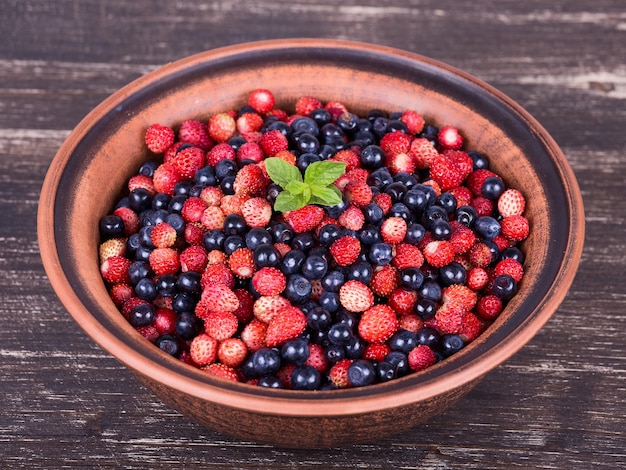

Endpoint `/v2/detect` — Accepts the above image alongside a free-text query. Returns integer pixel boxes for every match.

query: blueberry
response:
[281,338,310,365]
[321,270,345,292]
[417,327,440,349]
[372,116,389,137]
[167,195,187,214]
[481,176,505,200]
[177,271,201,294]
[135,277,157,301]
[337,112,359,133]
[172,292,197,314]
[291,365,321,390]
[320,123,343,142]
[215,159,238,180]
[253,243,281,269]
[469,151,489,170]
[284,274,312,304]
[346,261,373,285]
[422,205,448,230]
[155,334,182,356]
[175,312,200,340]
[363,203,384,224]
[390,202,412,223]
[220,175,236,195]
[384,351,410,377]
[399,267,424,290]
[310,108,332,126]
[389,329,418,354]
[455,205,478,227]
[393,172,418,189]
[348,360,376,387]
[266,119,292,137]
[367,168,393,189]
[99,214,125,238]
[270,222,294,244]
[336,309,358,331]
[302,255,328,280]
[324,344,346,365]
[403,189,429,213]
[292,232,316,252]
[405,222,426,245]
[135,245,152,262]
[223,235,245,255]
[128,261,151,284]
[327,323,354,346]
[414,183,436,207]
[245,227,272,250]
[203,229,225,251]
[281,249,306,275]
[318,223,341,247]
[439,262,467,286]
[360,145,385,170]
[128,188,152,213]
[319,291,340,313]
[376,361,397,382]
[431,219,452,240]
[474,216,501,239]
[258,376,282,388]
[224,214,247,236]
[165,213,185,235]
[324,196,348,218]
[296,152,321,171]
[306,306,332,331]
[126,233,141,256]
[129,303,155,327]
[152,193,171,211]
[499,246,525,264]
[174,180,194,196]
[344,335,365,359]
[384,181,408,202]
[193,165,217,187]
[295,133,320,155]
[492,274,518,300]
[358,225,381,246]
[419,281,442,302]
[318,144,336,160]
[387,119,408,133]
[441,334,465,357]
[252,347,281,376]
[266,183,282,203]
[228,134,248,150]
[138,159,160,177]
[291,116,319,136]
[414,298,437,320]
[369,242,393,265]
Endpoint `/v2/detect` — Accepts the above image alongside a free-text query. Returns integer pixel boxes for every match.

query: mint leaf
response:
[309,185,343,206]
[285,180,307,195]
[265,157,302,189]
[304,161,346,187]
[274,191,306,213]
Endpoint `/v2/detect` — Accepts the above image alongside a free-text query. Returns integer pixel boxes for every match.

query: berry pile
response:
[98,89,529,390]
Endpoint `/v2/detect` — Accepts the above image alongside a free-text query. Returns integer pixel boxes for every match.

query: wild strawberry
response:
[230,288,254,323]
[150,222,177,248]
[422,179,442,197]
[284,205,325,233]
[448,186,473,207]
[444,149,473,180]
[233,163,269,196]
[333,174,351,192]
[380,131,412,157]
[148,248,180,276]
[121,297,148,320]
[380,216,407,244]
[203,363,240,382]
[373,192,392,214]
[99,238,126,262]
[128,174,155,195]
[259,129,289,156]
[153,308,177,335]
[172,146,205,178]
[329,236,361,267]
[400,110,425,134]
[398,314,424,333]
[370,265,399,297]
[466,169,498,197]
[220,193,249,217]
[100,255,132,284]
[469,242,494,268]
[423,240,455,268]
[500,215,530,242]
[449,221,477,255]
[471,196,494,217]
[218,337,248,368]
[386,152,416,175]
[184,222,206,246]
[201,206,226,231]
[113,206,139,236]
[295,95,323,116]
[163,141,185,164]
[435,302,466,334]
[329,359,353,389]
[273,242,291,258]
[305,343,328,373]
[236,112,264,134]
[410,137,439,169]
[267,108,288,121]
[135,325,159,343]
[206,142,236,166]
[179,119,213,150]
[179,245,208,273]
[145,123,175,154]
[339,280,374,312]
[252,267,287,296]
[438,125,463,150]
[199,186,224,207]
[109,283,134,306]
[253,294,291,323]
[152,163,183,196]
[206,249,228,266]
[467,267,489,291]
[265,306,307,347]
[180,196,207,224]
[494,258,524,282]
[241,319,267,352]
[329,149,360,171]
[203,310,238,341]
[248,89,275,114]
[236,142,264,165]
[337,204,365,231]
[343,181,372,208]
[388,288,418,315]
[442,284,478,311]
[430,154,465,191]
[208,113,236,143]
[228,247,255,279]
[197,283,239,316]
[358,304,398,343]
[324,100,349,121]
[362,343,391,362]
[272,149,297,166]
[408,345,437,371]
[241,197,272,228]
[345,168,369,184]
[189,333,218,366]
[476,294,503,320]
[498,188,526,217]
[458,312,484,343]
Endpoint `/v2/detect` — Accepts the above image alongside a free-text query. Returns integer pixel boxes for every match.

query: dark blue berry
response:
[346,261,373,284]
[384,351,410,376]
[152,193,171,211]
[363,203,384,224]
[291,232,316,252]
[389,329,418,354]
[376,361,397,382]
[252,348,281,376]
[269,222,294,244]
[165,213,185,235]
[431,219,452,240]
[390,202,412,223]
[384,181,408,202]
[318,223,341,247]
[203,229,225,251]
[224,214,247,236]
[369,242,393,265]
[223,235,245,255]
[135,277,157,301]
[295,133,320,155]
[414,298,437,320]
[174,180,194,196]
[416,327,440,349]
[492,274,518,300]
[358,225,381,246]
[319,291,340,313]
[281,338,310,365]
[405,222,426,245]
[367,168,394,189]
[439,262,467,286]
[258,376,282,388]
[481,176,505,200]
[175,312,200,340]
[215,159,237,180]
[128,188,152,213]
[302,255,328,280]
[345,335,365,359]
[306,306,332,331]
[220,175,236,195]
[253,243,281,269]
[422,205,448,230]
[155,274,177,297]
[129,303,155,327]
[310,108,332,126]
[128,261,151,284]
[245,227,272,250]
[194,165,217,187]
[324,344,346,365]
[469,151,489,170]
[399,267,424,290]
[324,196,348,218]
[387,119,408,133]
[419,281,442,302]
[441,334,465,358]
[360,145,385,170]
[327,323,353,346]
[455,205,478,227]
[281,249,306,274]
[348,360,376,387]
[172,292,197,314]
[291,365,321,390]
[99,214,125,239]
[284,274,312,304]
[296,152,321,171]
[321,270,345,292]
[402,188,429,213]
[474,216,501,239]
[336,309,358,331]
[155,334,181,356]
[177,271,201,294]
[167,195,187,214]
[499,246,525,264]
[139,159,160,177]
[266,183,282,203]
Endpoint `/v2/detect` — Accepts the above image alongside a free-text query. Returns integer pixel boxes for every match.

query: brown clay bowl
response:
[38,39,584,448]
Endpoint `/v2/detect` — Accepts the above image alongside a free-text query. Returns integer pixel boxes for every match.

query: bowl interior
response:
[38,39,584,415]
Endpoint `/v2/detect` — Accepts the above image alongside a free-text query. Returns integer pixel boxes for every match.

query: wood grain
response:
[1,0,625,468]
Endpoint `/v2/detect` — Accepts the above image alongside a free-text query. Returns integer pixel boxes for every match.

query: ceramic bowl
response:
[38,39,584,448]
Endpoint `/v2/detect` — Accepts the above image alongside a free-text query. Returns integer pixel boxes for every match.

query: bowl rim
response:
[38,38,585,417]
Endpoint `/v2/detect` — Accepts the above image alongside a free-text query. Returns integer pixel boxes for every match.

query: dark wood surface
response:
[1,1,624,468]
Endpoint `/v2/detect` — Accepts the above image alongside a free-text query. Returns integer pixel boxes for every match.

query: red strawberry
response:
[233,163,269,196]
[295,96,323,116]
[241,319,267,352]
[476,294,503,320]
[358,304,398,343]
[443,149,473,180]
[113,206,139,235]
[163,141,185,164]
[184,222,206,246]
[442,284,478,311]
[498,188,526,217]
[345,168,369,184]
[449,221,478,255]
[343,181,373,208]
[204,310,239,341]
[149,248,180,276]
[458,311,484,343]
[339,280,374,312]
[206,142,236,166]
[128,174,155,195]
[500,215,530,242]
[329,359,353,389]
[248,88,275,114]
[228,248,255,279]
[100,255,131,284]
[408,345,437,371]
[218,337,248,368]
[466,169,498,197]
[251,267,287,296]
[189,333,218,366]
[398,313,424,333]
[150,222,177,248]
[179,119,213,150]
[253,294,291,323]
[259,129,289,156]
[197,284,239,314]
[109,283,134,306]
[380,131,412,157]
[329,149,360,171]
[208,113,236,143]
[324,100,349,121]
[201,206,226,231]
[265,306,307,347]
[121,297,148,320]
[430,154,465,191]
[435,302,466,334]
[202,363,240,382]
[99,238,126,262]
[373,192,392,214]
[369,265,399,297]
[471,196,494,217]
[305,343,328,373]
[380,216,407,244]
[145,123,175,153]
[179,245,208,273]
[400,110,425,134]
[337,204,365,231]
[152,163,183,196]
[172,146,205,178]
[386,152,416,175]
[423,240,455,268]
[199,186,224,207]
[220,193,250,217]
[448,186,473,207]
[153,308,177,335]
[362,343,391,362]
[410,137,439,169]
[494,258,524,282]
[135,325,159,343]
[237,141,265,164]
[236,112,264,134]
[329,236,361,267]
[231,288,254,323]
[437,125,464,150]
[469,242,494,268]
[467,267,489,291]
[388,288,418,315]
[272,149,297,166]
[241,197,272,228]
[284,205,325,233]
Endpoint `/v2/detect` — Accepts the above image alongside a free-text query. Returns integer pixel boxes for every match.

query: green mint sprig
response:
[264,157,346,212]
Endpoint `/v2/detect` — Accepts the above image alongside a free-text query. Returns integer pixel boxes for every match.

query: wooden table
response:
[2,1,624,468]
